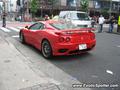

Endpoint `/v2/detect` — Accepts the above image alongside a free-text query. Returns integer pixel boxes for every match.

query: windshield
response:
[50,22,78,30]
[71,12,90,20]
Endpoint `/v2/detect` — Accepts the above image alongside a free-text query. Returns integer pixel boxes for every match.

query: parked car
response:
[59,11,92,28]
[19,20,96,58]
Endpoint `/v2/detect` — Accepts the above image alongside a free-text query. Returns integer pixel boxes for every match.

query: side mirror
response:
[25,26,29,29]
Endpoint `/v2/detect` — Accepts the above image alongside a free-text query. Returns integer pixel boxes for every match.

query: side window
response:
[29,23,44,30]
[39,23,44,30]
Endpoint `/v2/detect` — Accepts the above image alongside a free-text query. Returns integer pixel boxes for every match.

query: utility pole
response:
[2,0,6,27]
[40,6,43,18]
[76,0,78,11]
[109,0,112,17]
[26,0,29,17]
[93,0,95,15]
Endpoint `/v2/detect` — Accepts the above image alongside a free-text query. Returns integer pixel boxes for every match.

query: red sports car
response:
[19,20,96,58]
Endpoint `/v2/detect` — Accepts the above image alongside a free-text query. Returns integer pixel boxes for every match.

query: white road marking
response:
[106,70,113,75]
[0,27,11,32]
[12,35,19,38]
[17,27,24,29]
[8,27,20,32]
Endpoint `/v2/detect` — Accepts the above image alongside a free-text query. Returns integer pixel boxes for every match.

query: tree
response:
[30,0,38,17]
[80,0,89,12]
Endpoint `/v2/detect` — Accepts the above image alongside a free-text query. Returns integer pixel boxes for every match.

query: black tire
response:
[19,32,25,44]
[41,40,53,58]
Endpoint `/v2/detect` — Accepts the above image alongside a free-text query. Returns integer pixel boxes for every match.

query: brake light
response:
[65,37,71,42]
[59,37,64,42]
[59,37,71,42]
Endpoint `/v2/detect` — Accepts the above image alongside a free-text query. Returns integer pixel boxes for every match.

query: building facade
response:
[16,0,120,20]
[35,0,120,16]
[0,0,17,20]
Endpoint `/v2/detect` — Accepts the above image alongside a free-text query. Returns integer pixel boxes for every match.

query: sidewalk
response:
[0,32,60,90]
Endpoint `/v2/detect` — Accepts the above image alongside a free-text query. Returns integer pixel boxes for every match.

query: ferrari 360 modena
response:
[19,20,96,58]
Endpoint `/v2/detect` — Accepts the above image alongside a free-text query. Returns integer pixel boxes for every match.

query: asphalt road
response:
[1,24,120,90]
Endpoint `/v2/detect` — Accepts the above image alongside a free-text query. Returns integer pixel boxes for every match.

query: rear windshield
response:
[50,22,78,30]
[71,13,90,20]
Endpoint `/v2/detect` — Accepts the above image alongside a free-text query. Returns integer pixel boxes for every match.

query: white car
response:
[59,11,91,28]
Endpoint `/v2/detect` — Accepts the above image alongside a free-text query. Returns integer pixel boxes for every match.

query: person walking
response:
[117,15,120,33]
[108,16,115,33]
[2,12,6,27]
[98,15,105,33]
[91,16,96,28]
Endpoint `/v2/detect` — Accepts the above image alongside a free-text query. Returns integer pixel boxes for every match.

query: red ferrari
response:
[19,20,96,58]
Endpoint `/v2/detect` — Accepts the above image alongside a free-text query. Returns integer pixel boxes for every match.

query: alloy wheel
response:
[42,40,52,58]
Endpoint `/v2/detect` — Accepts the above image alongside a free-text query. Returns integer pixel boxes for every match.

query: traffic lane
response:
[13,32,120,83]
[11,32,120,89]
[50,33,120,84]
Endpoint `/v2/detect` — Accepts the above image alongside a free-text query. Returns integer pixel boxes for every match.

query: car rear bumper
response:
[52,40,96,56]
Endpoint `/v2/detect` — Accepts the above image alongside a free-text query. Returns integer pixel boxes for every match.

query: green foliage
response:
[80,0,89,12]
[30,0,38,16]
[100,8,109,18]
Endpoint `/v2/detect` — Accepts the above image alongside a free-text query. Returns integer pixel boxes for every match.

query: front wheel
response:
[19,32,25,44]
[41,40,53,58]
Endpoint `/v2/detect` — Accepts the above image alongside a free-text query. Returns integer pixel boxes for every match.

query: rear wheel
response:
[19,32,25,44]
[41,40,52,58]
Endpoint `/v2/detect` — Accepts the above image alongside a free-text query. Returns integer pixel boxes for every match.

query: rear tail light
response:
[59,37,64,42]
[65,37,71,42]
[59,37,71,42]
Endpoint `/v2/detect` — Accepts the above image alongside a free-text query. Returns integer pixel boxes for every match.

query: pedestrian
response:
[44,15,50,21]
[108,15,115,33]
[91,16,96,28]
[117,15,120,32]
[98,15,105,33]
[2,12,6,27]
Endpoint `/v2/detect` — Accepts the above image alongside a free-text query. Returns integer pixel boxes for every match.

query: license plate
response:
[79,44,87,50]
